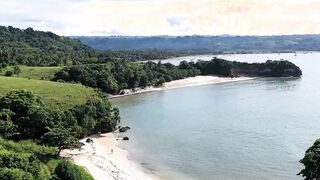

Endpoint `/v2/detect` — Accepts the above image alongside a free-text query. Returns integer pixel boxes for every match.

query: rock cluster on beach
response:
[119,126,131,133]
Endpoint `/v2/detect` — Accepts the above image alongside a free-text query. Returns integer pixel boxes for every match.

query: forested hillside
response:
[0,26,97,66]
[76,35,320,52]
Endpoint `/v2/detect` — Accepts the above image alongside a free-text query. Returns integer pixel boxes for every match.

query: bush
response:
[4,71,13,77]
[299,138,320,179]
[54,160,94,180]
[0,168,33,180]
[12,66,21,75]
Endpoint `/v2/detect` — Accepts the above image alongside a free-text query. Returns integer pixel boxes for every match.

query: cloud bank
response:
[0,0,319,36]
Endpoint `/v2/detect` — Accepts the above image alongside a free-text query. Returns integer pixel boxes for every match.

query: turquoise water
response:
[112,53,320,180]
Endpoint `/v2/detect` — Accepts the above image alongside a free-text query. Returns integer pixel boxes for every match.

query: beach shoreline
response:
[108,75,254,99]
[61,76,254,180]
[61,132,159,180]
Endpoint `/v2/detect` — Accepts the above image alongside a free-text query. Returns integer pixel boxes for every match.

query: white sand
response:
[162,76,253,89]
[61,133,158,180]
[109,75,254,98]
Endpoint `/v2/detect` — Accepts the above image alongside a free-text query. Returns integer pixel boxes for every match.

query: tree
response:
[156,77,166,86]
[12,65,21,75]
[299,139,320,179]
[0,109,17,139]
[42,126,79,155]
[0,90,44,119]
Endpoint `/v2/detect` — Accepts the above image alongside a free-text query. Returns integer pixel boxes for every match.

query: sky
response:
[0,0,320,36]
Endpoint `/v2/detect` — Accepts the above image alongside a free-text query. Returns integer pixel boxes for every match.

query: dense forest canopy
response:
[0,26,97,66]
[75,35,320,52]
[0,90,119,179]
[53,59,200,94]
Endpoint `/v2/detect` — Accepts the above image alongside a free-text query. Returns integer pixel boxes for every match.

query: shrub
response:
[0,168,33,180]
[54,160,94,180]
[4,71,13,77]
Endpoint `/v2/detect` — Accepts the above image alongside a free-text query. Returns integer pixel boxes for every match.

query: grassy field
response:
[0,65,62,80]
[0,76,97,110]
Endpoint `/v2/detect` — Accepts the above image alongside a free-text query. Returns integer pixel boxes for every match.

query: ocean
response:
[112,53,320,180]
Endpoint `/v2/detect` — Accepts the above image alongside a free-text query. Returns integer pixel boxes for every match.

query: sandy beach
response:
[109,75,254,99]
[61,132,158,180]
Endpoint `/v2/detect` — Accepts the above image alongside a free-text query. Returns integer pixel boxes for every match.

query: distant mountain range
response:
[74,35,320,52]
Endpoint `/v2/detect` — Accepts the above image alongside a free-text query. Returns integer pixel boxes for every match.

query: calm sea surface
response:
[112,53,320,180]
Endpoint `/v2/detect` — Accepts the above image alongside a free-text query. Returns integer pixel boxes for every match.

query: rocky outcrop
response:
[119,126,131,133]
[86,138,94,143]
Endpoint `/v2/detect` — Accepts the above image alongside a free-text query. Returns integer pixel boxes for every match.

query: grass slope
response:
[0,76,97,110]
[0,66,62,80]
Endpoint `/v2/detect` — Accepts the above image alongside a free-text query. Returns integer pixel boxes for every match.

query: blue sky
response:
[0,0,319,36]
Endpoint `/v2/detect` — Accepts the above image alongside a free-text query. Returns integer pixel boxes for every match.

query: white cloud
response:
[0,0,320,36]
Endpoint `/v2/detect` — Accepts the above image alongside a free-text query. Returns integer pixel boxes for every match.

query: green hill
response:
[0,76,97,110]
[0,65,62,80]
[0,26,97,66]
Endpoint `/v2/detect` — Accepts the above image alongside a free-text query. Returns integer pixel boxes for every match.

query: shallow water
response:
[112,53,320,180]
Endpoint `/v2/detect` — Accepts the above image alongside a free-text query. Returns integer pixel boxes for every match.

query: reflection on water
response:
[256,78,301,91]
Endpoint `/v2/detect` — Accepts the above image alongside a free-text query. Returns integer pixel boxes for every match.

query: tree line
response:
[53,59,200,94]
[52,58,302,94]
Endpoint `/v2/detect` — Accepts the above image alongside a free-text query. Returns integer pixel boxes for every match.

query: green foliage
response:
[0,168,33,180]
[0,137,93,180]
[299,139,320,179]
[0,138,55,179]
[0,26,97,66]
[193,58,302,77]
[0,90,119,140]
[42,126,79,155]
[194,58,233,76]
[53,59,200,94]
[54,160,94,180]
[70,98,120,136]
[12,65,21,75]
[0,90,113,179]
[4,71,13,77]
[0,76,97,110]
[53,58,301,94]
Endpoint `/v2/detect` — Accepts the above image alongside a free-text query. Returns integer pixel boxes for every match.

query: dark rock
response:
[119,126,131,133]
[123,137,129,140]
[86,138,94,143]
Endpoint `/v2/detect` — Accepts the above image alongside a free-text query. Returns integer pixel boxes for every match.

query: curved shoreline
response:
[61,76,255,180]
[109,75,254,99]
[61,132,159,180]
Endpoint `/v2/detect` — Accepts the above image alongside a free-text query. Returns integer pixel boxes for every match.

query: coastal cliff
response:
[231,60,302,77]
